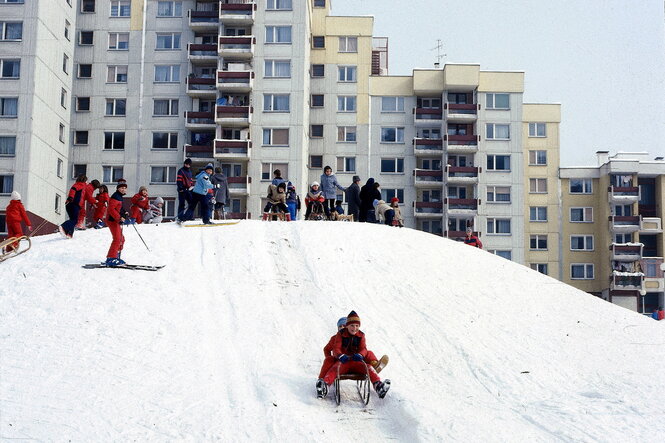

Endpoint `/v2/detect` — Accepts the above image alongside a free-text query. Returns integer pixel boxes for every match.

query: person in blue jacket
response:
[320,166,346,219]
[182,163,214,224]
[285,181,301,221]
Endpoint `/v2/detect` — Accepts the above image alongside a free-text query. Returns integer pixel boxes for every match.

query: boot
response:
[316,378,328,399]
[214,209,222,220]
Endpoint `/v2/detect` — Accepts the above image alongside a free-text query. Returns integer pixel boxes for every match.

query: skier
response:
[464,227,483,249]
[142,197,164,224]
[285,181,301,221]
[320,166,346,219]
[93,185,110,229]
[105,182,129,266]
[182,163,214,224]
[4,191,32,252]
[129,186,150,224]
[264,182,289,216]
[210,167,229,220]
[176,158,194,221]
[60,175,97,238]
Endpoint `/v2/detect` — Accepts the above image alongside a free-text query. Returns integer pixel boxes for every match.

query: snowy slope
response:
[1,221,664,442]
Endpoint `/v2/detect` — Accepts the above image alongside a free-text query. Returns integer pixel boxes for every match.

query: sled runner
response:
[262,211,291,222]
[0,235,31,263]
[182,221,240,228]
[334,361,371,406]
[82,263,164,271]
[306,201,326,221]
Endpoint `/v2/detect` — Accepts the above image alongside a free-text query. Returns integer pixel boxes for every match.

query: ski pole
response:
[132,223,151,252]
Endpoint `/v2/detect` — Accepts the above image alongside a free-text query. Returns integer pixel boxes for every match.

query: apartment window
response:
[81,0,95,12]
[153,99,178,116]
[492,250,512,260]
[530,264,548,275]
[152,132,177,149]
[266,0,292,10]
[569,178,592,194]
[530,235,548,250]
[263,94,289,112]
[529,150,547,165]
[58,123,65,142]
[529,122,547,137]
[381,127,405,143]
[420,128,441,139]
[156,33,181,50]
[110,0,130,17]
[157,1,182,17]
[1,21,22,41]
[108,32,129,50]
[102,166,124,183]
[529,206,547,222]
[55,194,61,214]
[0,97,18,117]
[105,98,126,116]
[529,178,548,193]
[150,166,176,184]
[79,31,93,45]
[72,164,87,179]
[486,155,510,171]
[264,60,291,78]
[311,94,324,107]
[418,97,441,109]
[571,235,594,251]
[570,207,593,222]
[486,186,510,203]
[337,126,356,143]
[337,96,356,112]
[104,132,125,150]
[338,66,357,82]
[310,125,323,138]
[486,93,510,109]
[487,218,511,235]
[164,199,176,218]
[74,131,89,145]
[571,264,594,280]
[265,26,291,44]
[381,158,404,173]
[314,0,325,6]
[262,128,289,146]
[336,157,356,173]
[382,188,404,203]
[310,155,323,168]
[486,123,510,140]
[154,65,180,82]
[0,59,20,79]
[312,36,325,48]
[57,158,64,178]
[60,88,67,109]
[107,65,128,83]
[261,163,287,181]
[339,36,357,53]
[76,97,90,112]
[63,54,69,74]
[311,64,324,77]
[78,64,92,78]
[381,96,404,112]
[0,175,14,194]
[0,136,16,156]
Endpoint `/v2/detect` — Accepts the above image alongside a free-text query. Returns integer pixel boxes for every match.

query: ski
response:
[182,221,240,228]
[82,263,165,271]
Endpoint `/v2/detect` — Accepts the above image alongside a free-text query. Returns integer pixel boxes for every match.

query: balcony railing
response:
[414,108,443,122]
[219,36,255,58]
[446,166,479,180]
[217,70,253,91]
[445,198,478,211]
[220,0,256,21]
[641,257,665,292]
[413,138,443,155]
[185,111,215,126]
[445,134,478,146]
[413,169,444,186]
[214,139,251,158]
[445,230,477,240]
[608,186,640,201]
[186,76,216,94]
[188,10,218,28]
[227,176,251,194]
[413,201,443,215]
[611,243,643,262]
[188,43,217,57]
[609,215,641,232]
[184,144,214,159]
[445,103,477,114]
[610,271,644,291]
[215,105,251,125]
[640,216,662,233]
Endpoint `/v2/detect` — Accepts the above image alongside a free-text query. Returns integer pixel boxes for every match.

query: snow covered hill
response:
[1,221,664,442]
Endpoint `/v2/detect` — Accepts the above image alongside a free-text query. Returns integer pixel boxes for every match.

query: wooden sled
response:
[262,211,291,221]
[0,235,31,263]
[331,212,354,222]
[334,361,371,406]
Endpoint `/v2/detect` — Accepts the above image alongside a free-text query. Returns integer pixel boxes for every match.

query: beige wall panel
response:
[130,0,144,31]
[479,72,524,93]
[370,76,414,96]
[413,70,444,94]
[523,104,561,122]
[443,64,479,88]
[325,17,374,36]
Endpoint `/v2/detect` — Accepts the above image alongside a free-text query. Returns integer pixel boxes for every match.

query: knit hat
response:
[205,163,214,171]
[139,186,148,193]
[154,196,164,205]
[390,197,399,204]
[346,310,361,326]
[116,183,127,190]
[311,181,320,187]
[184,158,192,165]
[336,317,347,330]
[117,178,127,185]
[10,191,20,201]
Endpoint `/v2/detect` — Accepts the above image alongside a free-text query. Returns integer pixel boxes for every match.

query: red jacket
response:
[464,234,482,249]
[323,334,335,357]
[332,329,367,359]
[130,192,150,218]
[93,192,110,220]
[5,200,31,226]
[67,182,96,208]
[106,191,126,224]
[659,310,664,321]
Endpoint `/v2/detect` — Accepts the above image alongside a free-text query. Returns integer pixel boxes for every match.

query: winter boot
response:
[105,257,126,267]
[316,378,328,399]
[373,379,391,399]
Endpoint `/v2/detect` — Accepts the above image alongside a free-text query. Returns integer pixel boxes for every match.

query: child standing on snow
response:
[129,186,150,224]
[285,181,300,221]
[3,191,32,252]
[105,183,129,266]
[320,166,346,218]
[142,197,164,224]
[93,185,110,229]
[389,197,404,227]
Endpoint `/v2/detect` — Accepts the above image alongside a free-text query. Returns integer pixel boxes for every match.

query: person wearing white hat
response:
[4,191,32,252]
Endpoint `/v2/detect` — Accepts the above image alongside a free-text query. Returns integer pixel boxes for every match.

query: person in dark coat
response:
[176,158,194,221]
[211,167,230,220]
[345,175,361,222]
[359,179,381,223]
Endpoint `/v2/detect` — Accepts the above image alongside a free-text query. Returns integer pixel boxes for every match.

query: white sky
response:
[332,0,665,166]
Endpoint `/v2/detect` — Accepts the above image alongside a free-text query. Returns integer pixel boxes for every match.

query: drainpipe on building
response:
[136,0,149,185]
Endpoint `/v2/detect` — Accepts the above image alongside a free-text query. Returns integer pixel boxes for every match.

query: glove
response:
[338,354,350,364]
[352,353,363,362]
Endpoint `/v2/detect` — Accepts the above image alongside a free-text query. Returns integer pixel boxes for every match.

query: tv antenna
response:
[431,39,447,67]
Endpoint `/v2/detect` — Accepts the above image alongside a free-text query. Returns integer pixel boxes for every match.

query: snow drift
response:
[1,221,664,442]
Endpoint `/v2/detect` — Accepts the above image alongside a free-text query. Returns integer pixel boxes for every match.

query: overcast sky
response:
[332,0,665,166]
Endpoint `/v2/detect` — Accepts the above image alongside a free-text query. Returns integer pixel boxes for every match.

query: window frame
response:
[338,65,357,83]
[570,207,593,223]
[486,218,512,235]
[0,97,18,117]
[530,263,548,275]
[155,32,181,50]
[266,0,292,10]
[486,186,511,203]
[310,64,324,78]
[105,98,126,116]
[0,21,23,41]
[156,1,182,17]
[310,155,323,168]
[310,94,324,108]
[570,235,594,251]
[263,93,290,112]
[78,30,93,45]
[265,26,292,44]
[337,126,357,143]
[380,127,405,143]
[529,178,548,194]
[103,131,125,150]
[153,98,179,116]
[529,206,548,222]
[0,135,16,156]
[152,132,178,150]
[74,131,89,145]
[312,36,325,49]
[569,178,593,194]
[110,0,130,17]
[108,32,129,50]
[381,96,405,113]
[486,123,510,140]
[338,36,358,53]
[380,158,405,174]
[107,65,128,83]
[154,64,180,83]
[0,174,14,194]
[264,59,291,78]
[486,154,510,171]
[530,234,548,251]
[150,166,177,184]
[102,165,124,183]
[337,95,356,112]
[310,125,323,138]
[528,122,547,138]
[486,92,510,110]
[262,128,289,147]
[0,59,20,79]
[571,263,594,280]
[336,156,356,173]
[528,150,547,166]
[75,96,90,112]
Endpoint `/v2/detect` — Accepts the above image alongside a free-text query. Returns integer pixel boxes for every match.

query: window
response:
[0,136,16,156]
[79,31,93,45]
[157,1,182,17]
[314,0,325,6]
[339,36,357,53]
[486,155,510,171]
[569,178,592,194]
[261,163,287,181]
[264,60,291,78]
[311,64,324,77]
[311,94,324,107]
[102,166,124,183]
[152,132,177,149]
[528,150,547,165]
[337,126,356,143]
[418,97,441,109]
[110,0,130,17]
[529,178,548,193]
[266,0,292,10]
[263,94,289,112]
[262,128,289,146]
[0,97,18,117]
[529,122,546,137]
[338,66,356,82]
[81,0,95,12]
[72,164,87,179]
[487,218,511,235]
[336,157,356,173]
[380,158,404,173]
[150,166,176,184]
[62,54,69,74]
[78,64,92,78]
[55,194,61,214]
[57,158,64,178]
[0,175,14,194]
[154,65,180,82]
[381,188,404,203]
[530,264,548,275]
[153,99,178,116]
[530,206,547,222]
[75,97,91,113]
[310,155,323,168]
[312,36,325,48]
[58,123,65,141]
[420,128,441,139]
[570,207,593,223]
[105,98,126,116]
[491,250,512,260]
[486,123,510,140]
[107,65,127,83]
[0,59,20,79]
[571,264,594,280]
[337,96,356,112]
[1,21,22,41]
[310,125,323,138]
[571,235,594,251]
[381,127,405,143]
[104,132,125,150]
[381,97,404,112]
[530,235,548,250]
[265,26,291,44]
[448,92,468,104]
[156,33,181,50]
[74,131,88,145]
[60,88,67,109]
[486,93,509,109]
[486,186,510,203]
[108,32,129,50]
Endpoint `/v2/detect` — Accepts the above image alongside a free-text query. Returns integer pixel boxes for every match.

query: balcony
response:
[413,108,443,126]
[188,10,219,31]
[445,134,478,153]
[608,186,640,203]
[217,70,253,92]
[413,138,443,156]
[187,43,217,65]
[446,166,479,184]
[184,144,214,160]
[446,198,478,214]
[214,138,251,160]
[220,1,256,25]
[184,111,215,130]
[413,169,443,187]
[611,243,643,262]
[186,76,216,98]
[641,257,665,292]
[609,215,641,233]
[215,105,251,126]
[227,176,251,195]
[413,202,443,218]
[219,36,255,59]
[640,217,662,233]
[445,230,476,241]
[226,211,251,220]
[610,271,644,291]
[445,103,478,122]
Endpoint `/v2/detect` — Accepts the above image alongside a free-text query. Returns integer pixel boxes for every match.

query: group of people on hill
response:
[176,159,230,225]
[652,307,664,321]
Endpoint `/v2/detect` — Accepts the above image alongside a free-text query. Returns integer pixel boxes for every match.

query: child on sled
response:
[304,182,327,220]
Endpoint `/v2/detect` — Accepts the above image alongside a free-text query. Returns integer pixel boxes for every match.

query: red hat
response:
[346,310,361,326]
[390,197,399,203]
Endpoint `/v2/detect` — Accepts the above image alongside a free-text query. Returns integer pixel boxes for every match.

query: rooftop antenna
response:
[431,39,446,68]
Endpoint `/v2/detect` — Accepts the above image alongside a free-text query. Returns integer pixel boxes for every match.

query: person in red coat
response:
[93,185,110,228]
[60,175,97,238]
[76,180,100,229]
[129,186,150,224]
[464,227,483,249]
[105,183,128,266]
[4,191,32,252]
